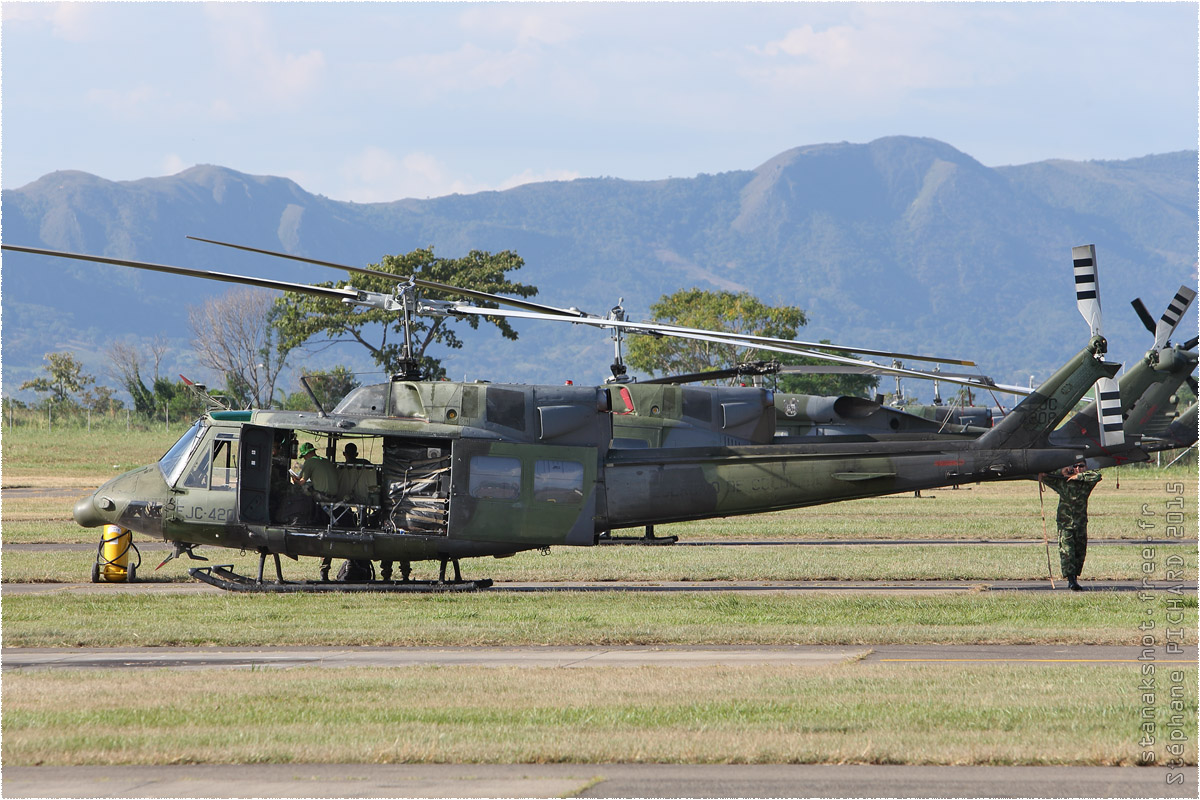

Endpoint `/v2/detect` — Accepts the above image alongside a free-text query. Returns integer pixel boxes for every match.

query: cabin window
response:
[468,455,521,500]
[333,384,389,416]
[210,436,239,490]
[533,460,584,503]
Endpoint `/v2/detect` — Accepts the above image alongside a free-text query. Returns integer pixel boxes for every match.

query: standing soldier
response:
[1040,461,1102,591]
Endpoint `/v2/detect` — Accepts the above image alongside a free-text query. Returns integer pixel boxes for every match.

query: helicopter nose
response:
[73,492,114,528]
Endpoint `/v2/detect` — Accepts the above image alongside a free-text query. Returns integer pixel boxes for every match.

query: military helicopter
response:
[1055,283,1198,463]
[2,240,1137,591]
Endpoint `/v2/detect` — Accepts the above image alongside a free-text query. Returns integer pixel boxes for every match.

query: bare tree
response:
[109,340,148,389]
[188,288,293,409]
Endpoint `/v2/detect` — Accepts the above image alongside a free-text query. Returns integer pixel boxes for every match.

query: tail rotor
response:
[1072,245,1124,449]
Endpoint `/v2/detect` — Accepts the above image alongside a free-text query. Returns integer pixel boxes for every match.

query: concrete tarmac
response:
[4,763,1195,798]
[5,643,1195,670]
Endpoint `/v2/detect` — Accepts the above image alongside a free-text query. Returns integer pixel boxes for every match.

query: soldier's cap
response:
[299,442,316,457]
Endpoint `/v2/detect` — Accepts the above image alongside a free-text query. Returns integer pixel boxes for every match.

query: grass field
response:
[3,426,1197,767]
[5,664,1195,766]
[2,426,181,482]
[4,591,1194,648]
[4,541,1196,585]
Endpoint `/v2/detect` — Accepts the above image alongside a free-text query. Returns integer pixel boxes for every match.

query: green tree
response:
[107,340,205,420]
[80,384,125,415]
[19,352,94,407]
[109,340,166,417]
[626,289,807,380]
[282,366,362,412]
[153,377,208,422]
[271,248,537,379]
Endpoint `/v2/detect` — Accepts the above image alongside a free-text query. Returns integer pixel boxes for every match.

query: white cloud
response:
[496,168,580,191]
[745,10,1009,101]
[49,3,94,42]
[389,44,535,97]
[336,148,579,203]
[202,5,327,108]
[2,2,95,41]
[161,154,188,177]
[457,6,579,46]
[85,84,158,115]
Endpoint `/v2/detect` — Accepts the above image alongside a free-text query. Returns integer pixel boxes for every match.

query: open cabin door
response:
[237,424,275,525]
[448,440,597,546]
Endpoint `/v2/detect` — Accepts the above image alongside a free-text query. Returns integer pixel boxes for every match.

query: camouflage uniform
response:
[1042,470,1102,580]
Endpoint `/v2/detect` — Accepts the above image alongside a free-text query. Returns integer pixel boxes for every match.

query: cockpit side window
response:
[182,444,212,489]
[158,420,206,486]
[210,436,239,490]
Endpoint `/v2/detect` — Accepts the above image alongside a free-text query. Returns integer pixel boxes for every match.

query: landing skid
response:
[598,535,678,545]
[599,525,678,546]
[189,565,493,593]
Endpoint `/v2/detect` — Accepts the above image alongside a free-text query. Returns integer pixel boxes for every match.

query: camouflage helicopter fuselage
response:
[74,338,1120,567]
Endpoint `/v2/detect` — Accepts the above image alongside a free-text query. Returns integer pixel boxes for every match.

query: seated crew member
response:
[342,442,371,466]
[320,442,378,581]
[284,442,337,528]
[294,442,338,496]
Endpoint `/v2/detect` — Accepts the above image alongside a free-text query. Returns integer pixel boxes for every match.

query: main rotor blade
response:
[435,299,972,366]
[437,303,1028,394]
[187,235,588,318]
[1154,286,1196,351]
[650,328,977,366]
[776,364,1032,395]
[640,362,782,385]
[1183,335,1199,351]
[1,244,356,302]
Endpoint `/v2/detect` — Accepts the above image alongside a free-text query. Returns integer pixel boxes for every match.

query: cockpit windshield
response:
[158,420,206,486]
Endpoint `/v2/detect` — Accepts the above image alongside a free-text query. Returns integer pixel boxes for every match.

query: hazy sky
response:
[3,2,1196,203]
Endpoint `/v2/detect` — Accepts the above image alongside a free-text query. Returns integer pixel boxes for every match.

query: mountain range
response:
[2,136,1196,401]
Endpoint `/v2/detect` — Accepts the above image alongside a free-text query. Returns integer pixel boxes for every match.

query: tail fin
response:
[974,336,1119,451]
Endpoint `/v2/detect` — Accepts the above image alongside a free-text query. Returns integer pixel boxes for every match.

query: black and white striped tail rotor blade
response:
[1096,376,1124,448]
[1154,286,1196,351]
[1072,244,1103,340]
